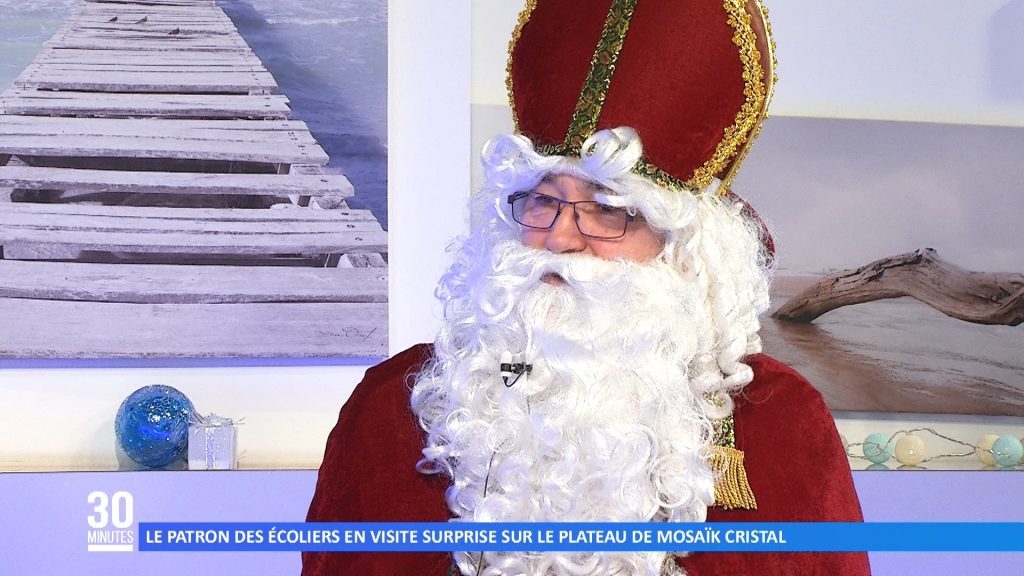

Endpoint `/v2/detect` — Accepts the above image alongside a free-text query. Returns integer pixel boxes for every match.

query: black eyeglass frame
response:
[507,190,637,240]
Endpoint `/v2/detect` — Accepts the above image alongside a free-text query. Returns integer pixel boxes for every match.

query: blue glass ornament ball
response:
[862,433,894,464]
[992,435,1024,468]
[115,385,195,468]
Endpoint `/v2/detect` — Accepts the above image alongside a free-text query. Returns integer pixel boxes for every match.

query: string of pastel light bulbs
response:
[841,428,1024,468]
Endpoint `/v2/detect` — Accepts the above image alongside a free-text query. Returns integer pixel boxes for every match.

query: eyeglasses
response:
[507,191,636,240]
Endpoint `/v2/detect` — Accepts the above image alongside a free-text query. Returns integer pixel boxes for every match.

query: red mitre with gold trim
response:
[507,0,777,196]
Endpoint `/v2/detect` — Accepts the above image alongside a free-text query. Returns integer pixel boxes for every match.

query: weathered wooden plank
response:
[76,7,226,15]
[89,0,216,3]
[67,10,224,20]
[78,6,221,10]
[52,25,240,39]
[78,5,221,10]
[0,92,291,119]
[81,3,218,8]
[73,13,230,20]
[69,24,235,34]
[68,10,223,21]
[62,21,231,30]
[0,208,378,234]
[68,24,234,32]
[55,24,234,34]
[0,260,386,304]
[86,0,218,6]
[59,19,232,30]
[70,21,233,30]
[50,31,240,44]
[45,38,247,50]
[36,50,262,65]
[345,253,388,268]
[13,79,273,95]
[23,57,264,70]
[0,135,328,164]
[87,0,217,4]
[32,55,264,68]
[76,9,221,16]
[77,9,221,18]
[72,12,228,18]
[15,67,270,83]
[0,119,317,144]
[74,8,221,19]
[80,4,219,9]
[0,228,387,255]
[0,116,309,135]
[0,167,352,197]
[0,202,386,254]
[0,202,373,222]
[86,0,216,4]
[44,38,250,52]
[0,299,386,358]
[15,69,276,94]
[76,8,226,15]
[70,15,231,25]
[23,63,266,73]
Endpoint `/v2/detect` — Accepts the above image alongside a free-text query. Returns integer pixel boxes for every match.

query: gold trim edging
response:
[691,0,767,195]
[506,0,539,134]
[507,0,771,197]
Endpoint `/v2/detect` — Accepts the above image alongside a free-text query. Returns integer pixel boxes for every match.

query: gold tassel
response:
[709,445,757,510]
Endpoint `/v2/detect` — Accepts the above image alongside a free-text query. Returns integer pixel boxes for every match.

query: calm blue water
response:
[221,0,387,227]
[0,1,78,86]
[0,0,388,228]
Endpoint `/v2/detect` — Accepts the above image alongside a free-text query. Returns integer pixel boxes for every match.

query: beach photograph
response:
[734,116,1024,416]
[0,0,388,361]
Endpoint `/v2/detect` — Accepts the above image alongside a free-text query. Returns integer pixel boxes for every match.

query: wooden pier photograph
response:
[0,0,388,361]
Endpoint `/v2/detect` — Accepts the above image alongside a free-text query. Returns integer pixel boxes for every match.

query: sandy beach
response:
[762,273,1024,416]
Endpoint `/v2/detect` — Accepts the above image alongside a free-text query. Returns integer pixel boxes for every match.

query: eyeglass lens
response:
[511,192,629,239]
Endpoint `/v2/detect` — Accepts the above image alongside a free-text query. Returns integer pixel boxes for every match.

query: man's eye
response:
[582,202,621,216]
[530,194,559,207]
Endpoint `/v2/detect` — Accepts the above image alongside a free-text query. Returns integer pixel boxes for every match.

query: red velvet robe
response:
[304,344,870,575]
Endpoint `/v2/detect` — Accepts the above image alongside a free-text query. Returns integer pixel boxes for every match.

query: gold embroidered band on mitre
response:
[562,0,638,154]
[508,0,775,197]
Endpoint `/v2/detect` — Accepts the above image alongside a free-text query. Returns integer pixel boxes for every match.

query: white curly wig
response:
[410,127,773,576]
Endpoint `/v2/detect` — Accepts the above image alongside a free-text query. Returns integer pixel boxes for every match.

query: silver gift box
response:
[188,414,238,470]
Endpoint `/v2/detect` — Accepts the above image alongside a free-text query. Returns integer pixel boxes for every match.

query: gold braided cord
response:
[631,159,691,194]
[562,0,638,153]
[716,0,777,195]
[689,0,767,194]
[712,414,737,449]
[534,151,692,194]
[710,414,757,510]
[756,0,779,107]
[661,556,686,576]
[709,445,758,510]
[505,0,539,134]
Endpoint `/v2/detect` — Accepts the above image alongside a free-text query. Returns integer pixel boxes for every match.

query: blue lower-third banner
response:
[137,522,1024,552]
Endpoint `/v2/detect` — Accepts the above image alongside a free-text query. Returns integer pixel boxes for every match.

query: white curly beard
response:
[413,240,723,576]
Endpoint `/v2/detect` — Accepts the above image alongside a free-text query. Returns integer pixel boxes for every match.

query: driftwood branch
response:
[773,248,1024,325]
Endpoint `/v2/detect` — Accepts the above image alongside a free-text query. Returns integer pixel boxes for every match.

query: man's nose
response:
[545,206,587,254]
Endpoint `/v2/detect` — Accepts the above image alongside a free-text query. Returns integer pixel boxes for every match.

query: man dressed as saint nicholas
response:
[305,1,871,574]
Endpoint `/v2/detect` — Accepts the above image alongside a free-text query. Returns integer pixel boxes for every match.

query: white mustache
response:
[489,242,636,291]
